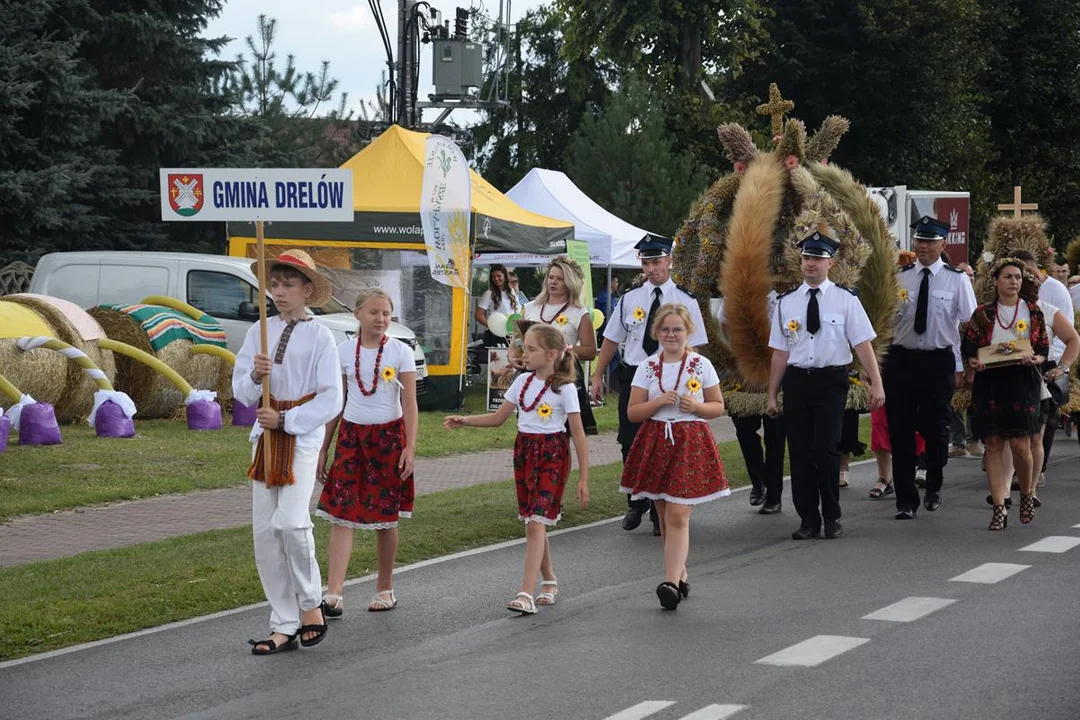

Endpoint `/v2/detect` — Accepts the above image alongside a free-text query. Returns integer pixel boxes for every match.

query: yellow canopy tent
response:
[228,125,574,410]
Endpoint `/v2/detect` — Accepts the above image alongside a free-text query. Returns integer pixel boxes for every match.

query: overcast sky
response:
[206,0,547,123]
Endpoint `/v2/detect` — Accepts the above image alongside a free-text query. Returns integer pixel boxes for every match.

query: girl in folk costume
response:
[232,250,343,655]
[962,258,1079,530]
[475,263,520,346]
[621,304,729,610]
[517,257,598,435]
[444,324,590,615]
[316,288,418,614]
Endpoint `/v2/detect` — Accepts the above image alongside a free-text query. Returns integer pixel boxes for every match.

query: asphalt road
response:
[3,437,1079,720]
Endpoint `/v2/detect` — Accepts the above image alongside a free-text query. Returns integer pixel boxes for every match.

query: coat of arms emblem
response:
[168,173,204,216]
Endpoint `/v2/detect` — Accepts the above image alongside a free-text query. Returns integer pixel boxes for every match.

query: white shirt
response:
[340,337,416,425]
[505,372,580,434]
[1038,276,1074,361]
[603,278,707,366]
[523,301,589,346]
[632,352,720,424]
[1070,283,1080,310]
[768,279,877,368]
[893,259,977,363]
[990,300,1059,345]
[233,317,344,450]
[478,289,520,317]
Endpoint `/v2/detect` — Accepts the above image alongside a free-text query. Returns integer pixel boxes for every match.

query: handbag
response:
[1045,370,1070,406]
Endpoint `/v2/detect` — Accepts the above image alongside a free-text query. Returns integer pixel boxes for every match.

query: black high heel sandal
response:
[656,582,681,610]
[679,579,690,599]
[989,504,1008,531]
[299,605,329,647]
[1019,494,1036,524]
[249,632,299,655]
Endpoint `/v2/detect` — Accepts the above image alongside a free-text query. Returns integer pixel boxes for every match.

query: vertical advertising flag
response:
[420,136,472,288]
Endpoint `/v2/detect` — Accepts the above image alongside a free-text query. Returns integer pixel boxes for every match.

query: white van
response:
[29,251,428,388]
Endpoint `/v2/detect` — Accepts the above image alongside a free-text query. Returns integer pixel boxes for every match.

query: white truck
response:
[28,251,428,388]
[868,186,971,263]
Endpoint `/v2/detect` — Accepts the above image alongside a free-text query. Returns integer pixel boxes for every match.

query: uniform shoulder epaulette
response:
[674,283,697,299]
[835,283,859,296]
[775,289,795,300]
[943,264,964,273]
[900,263,916,271]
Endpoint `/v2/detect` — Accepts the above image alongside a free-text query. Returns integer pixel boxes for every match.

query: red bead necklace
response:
[518,372,552,412]
[996,301,1021,331]
[656,350,689,394]
[539,300,571,324]
[354,334,388,396]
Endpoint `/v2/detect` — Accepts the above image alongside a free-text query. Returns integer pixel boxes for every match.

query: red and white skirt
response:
[620,420,729,504]
[513,432,571,525]
[316,418,415,530]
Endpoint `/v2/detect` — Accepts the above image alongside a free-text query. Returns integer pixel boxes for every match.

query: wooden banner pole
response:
[255,219,272,474]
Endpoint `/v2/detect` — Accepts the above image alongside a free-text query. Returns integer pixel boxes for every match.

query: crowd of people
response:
[232,216,1080,652]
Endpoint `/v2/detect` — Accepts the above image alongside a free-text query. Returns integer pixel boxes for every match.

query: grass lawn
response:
[0,417,871,660]
[0,394,619,521]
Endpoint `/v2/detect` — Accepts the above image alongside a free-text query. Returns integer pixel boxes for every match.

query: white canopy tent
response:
[483,168,650,269]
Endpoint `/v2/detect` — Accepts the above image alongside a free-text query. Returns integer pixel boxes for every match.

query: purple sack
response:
[95,400,135,439]
[0,414,10,453]
[231,400,257,427]
[19,403,62,445]
[187,400,223,431]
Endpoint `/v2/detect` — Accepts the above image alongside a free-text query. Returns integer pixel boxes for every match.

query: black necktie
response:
[806,288,820,335]
[642,287,663,355]
[914,268,931,335]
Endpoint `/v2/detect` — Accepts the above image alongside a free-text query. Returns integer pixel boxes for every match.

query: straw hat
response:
[251,250,333,307]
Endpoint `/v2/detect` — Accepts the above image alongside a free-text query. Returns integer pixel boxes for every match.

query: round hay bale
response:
[5,294,116,422]
[0,300,66,410]
[89,305,225,419]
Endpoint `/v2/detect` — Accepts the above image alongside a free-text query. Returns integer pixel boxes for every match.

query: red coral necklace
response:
[656,351,689,394]
[518,372,552,411]
[996,301,1021,330]
[355,335,387,397]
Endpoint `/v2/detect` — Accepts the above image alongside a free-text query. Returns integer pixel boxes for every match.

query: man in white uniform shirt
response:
[887,216,977,519]
[767,232,884,540]
[1014,249,1075,483]
[591,233,707,534]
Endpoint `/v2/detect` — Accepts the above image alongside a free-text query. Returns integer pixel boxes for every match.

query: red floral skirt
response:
[620,420,729,504]
[870,407,927,454]
[316,418,414,530]
[513,432,571,525]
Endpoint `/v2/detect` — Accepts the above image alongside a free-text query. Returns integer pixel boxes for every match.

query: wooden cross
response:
[756,83,795,139]
[997,185,1038,218]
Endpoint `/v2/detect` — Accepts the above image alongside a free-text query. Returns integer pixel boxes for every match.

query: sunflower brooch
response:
[1015,318,1028,337]
[686,377,702,394]
[537,403,553,420]
[555,314,569,326]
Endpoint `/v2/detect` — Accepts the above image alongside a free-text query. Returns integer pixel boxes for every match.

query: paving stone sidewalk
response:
[0,418,738,568]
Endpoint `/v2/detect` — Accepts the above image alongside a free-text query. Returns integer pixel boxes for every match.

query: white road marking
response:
[1072,523,1080,529]
[679,704,749,720]
[949,562,1030,584]
[604,701,676,720]
[1018,536,1080,554]
[755,635,869,667]
[862,596,956,623]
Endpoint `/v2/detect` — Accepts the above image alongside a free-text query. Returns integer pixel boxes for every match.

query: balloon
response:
[487,312,509,338]
[506,313,523,335]
[591,308,605,328]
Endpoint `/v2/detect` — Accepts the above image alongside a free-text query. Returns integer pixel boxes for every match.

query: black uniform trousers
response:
[884,345,955,511]
[1040,359,1059,473]
[733,414,786,504]
[782,366,848,529]
[615,364,647,510]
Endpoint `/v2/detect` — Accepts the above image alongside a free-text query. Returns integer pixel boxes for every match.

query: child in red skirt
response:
[621,303,728,610]
[316,288,418,616]
[868,407,926,499]
[445,324,589,615]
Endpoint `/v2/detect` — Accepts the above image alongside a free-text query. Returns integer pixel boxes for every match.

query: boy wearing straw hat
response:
[233,250,343,655]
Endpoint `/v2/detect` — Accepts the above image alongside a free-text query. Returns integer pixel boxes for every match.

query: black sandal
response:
[1019,493,1036,524]
[989,504,1008,531]
[656,581,681,610]
[679,579,690,599]
[986,495,1013,508]
[299,606,328,648]
[249,633,299,655]
[868,480,893,499]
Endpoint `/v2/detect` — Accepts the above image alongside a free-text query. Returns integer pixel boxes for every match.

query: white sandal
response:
[368,589,397,612]
[536,579,558,606]
[506,591,537,615]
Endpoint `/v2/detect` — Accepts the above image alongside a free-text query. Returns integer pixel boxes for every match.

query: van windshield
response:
[262,293,349,315]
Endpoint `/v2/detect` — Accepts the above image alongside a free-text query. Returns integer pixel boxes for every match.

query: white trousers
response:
[251,444,323,635]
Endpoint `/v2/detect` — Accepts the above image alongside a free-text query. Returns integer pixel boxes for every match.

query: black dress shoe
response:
[749,487,766,506]
[791,526,820,540]
[758,501,782,515]
[923,492,942,512]
[895,508,917,520]
[986,494,1013,508]
[652,521,662,537]
[824,520,844,538]
[622,505,645,531]
[656,582,681,610]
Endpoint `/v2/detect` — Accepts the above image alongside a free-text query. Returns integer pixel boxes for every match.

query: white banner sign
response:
[420,136,471,288]
[159,168,353,222]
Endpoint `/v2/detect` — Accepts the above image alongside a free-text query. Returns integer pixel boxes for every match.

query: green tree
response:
[469,6,613,190]
[227,14,357,168]
[565,77,710,237]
